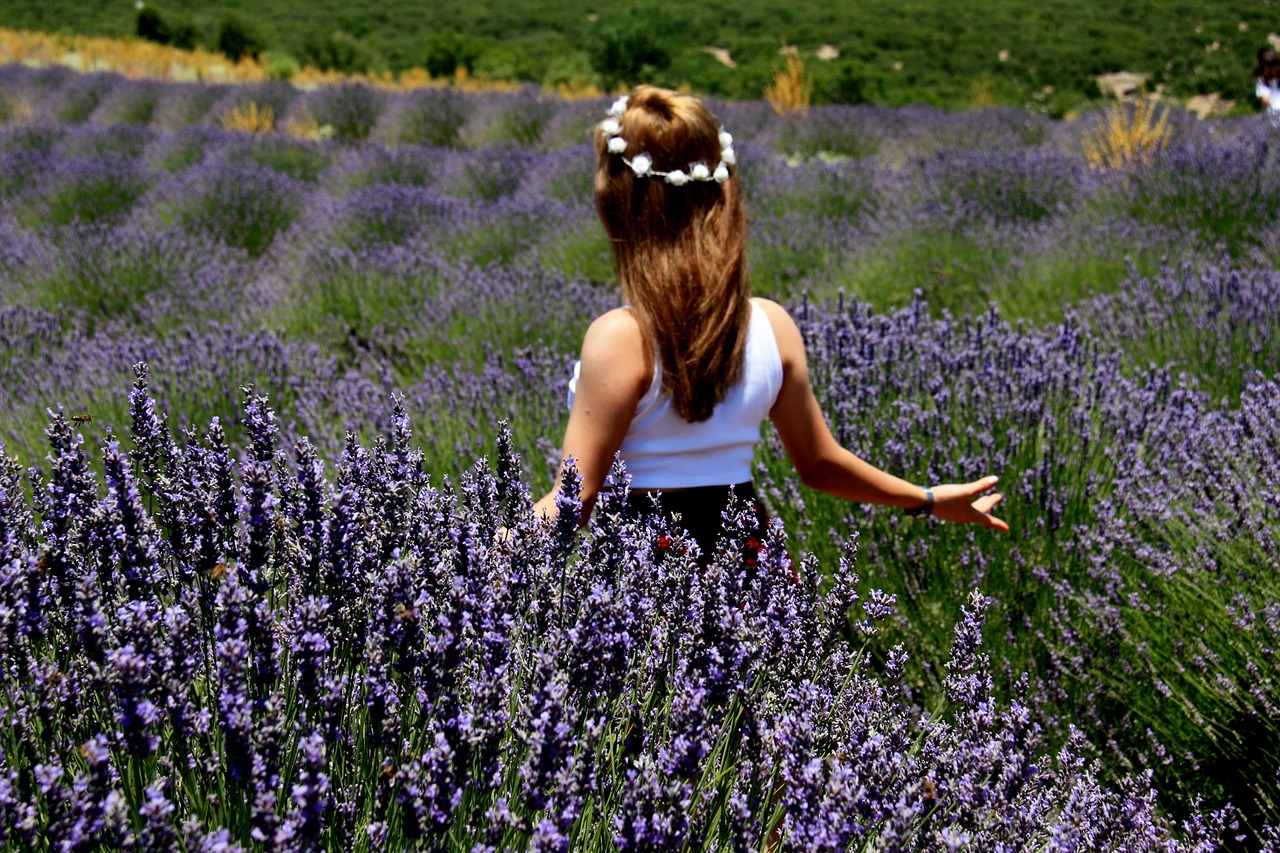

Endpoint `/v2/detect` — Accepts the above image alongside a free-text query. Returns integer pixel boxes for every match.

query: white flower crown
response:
[599,95,735,185]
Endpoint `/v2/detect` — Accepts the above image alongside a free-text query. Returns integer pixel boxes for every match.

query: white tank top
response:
[568,299,783,488]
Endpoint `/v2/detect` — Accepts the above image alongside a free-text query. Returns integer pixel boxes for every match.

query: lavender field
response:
[1,64,1279,850]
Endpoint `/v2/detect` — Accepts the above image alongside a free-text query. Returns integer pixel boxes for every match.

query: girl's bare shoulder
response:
[582,308,643,353]
[751,298,805,363]
[579,308,649,391]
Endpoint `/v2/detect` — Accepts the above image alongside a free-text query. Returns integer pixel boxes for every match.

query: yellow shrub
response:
[451,67,521,94]
[0,25,580,100]
[1080,98,1171,169]
[554,78,605,100]
[221,102,275,134]
[396,67,443,91]
[765,52,811,116]
[969,77,997,109]
[284,106,333,141]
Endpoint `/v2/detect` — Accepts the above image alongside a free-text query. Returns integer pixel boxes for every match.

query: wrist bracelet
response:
[904,486,934,518]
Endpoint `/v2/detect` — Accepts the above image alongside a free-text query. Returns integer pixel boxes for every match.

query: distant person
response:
[1254,47,1280,126]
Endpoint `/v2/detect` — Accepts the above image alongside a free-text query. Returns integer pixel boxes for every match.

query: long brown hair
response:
[1255,48,1280,84]
[594,85,750,423]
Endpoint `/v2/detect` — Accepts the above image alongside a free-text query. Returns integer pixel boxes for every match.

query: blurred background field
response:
[1,56,1279,846]
[2,0,1276,116]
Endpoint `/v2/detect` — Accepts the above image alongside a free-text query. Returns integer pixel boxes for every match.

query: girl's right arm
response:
[757,299,1008,530]
[532,308,650,525]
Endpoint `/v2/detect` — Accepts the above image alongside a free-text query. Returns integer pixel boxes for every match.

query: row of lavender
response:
[0,65,1278,844]
[0,62,1147,153]
[1,104,1278,341]
[5,268,1274,840]
[2,263,1277,846]
[0,371,1259,851]
[2,98,1279,317]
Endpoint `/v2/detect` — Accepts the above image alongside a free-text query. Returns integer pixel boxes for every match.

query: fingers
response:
[964,477,1007,531]
[967,475,1000,497]
[926,477,1009,531]
[972,493,1003,514]
[970,492,1007,530]
[977,506,1009,531]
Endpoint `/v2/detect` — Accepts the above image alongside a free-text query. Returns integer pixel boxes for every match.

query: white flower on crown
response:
[599,97,737,184]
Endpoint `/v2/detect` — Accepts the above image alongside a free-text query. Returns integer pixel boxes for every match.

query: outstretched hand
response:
[929,476,1008,531]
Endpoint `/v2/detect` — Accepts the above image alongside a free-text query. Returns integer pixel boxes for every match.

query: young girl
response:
[533,86,1007,558]
[1254,48,1280,126]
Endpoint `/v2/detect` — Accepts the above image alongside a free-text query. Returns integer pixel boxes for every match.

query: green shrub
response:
[541,51,599,90]
[136,9,170,45]
[423,30,487,77]
[813,58,886,106]
[585,3,681,89]
[136,8,198,50]
[217,14,269,62]
[474,43,534,81]
[263,50,301,81]
[301,29,381,74]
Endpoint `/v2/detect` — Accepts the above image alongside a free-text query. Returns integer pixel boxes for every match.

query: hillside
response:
[1,0,1273,114]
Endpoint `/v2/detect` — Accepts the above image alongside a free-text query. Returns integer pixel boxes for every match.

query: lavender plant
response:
[388,88,471,148]
[207,80,299,131]
[150,159,306,258]
[1108,128,1280,259]
[0,388,1242,849]
[16,153,151,228]
[90,79,166,127]
[11,223,251,334]
[300,82,386,145]
[2,65,1280,841]
[48,71,122,124]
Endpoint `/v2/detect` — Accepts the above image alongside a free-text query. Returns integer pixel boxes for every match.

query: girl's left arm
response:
[757,299,1008,530]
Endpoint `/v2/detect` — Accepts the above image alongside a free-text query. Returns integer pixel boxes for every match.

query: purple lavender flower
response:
[275,731,331,852]
[1,75,1277,847]
[137,778,178,853]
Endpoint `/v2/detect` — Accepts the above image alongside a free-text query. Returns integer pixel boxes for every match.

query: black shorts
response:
[635,482,770,566]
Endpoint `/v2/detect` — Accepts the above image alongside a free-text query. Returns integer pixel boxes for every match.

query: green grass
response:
[810,227,1014,316]
[225,136,336,183]
[17,163,151,229]
[806,215,1186,325]
[537,224,615,286]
